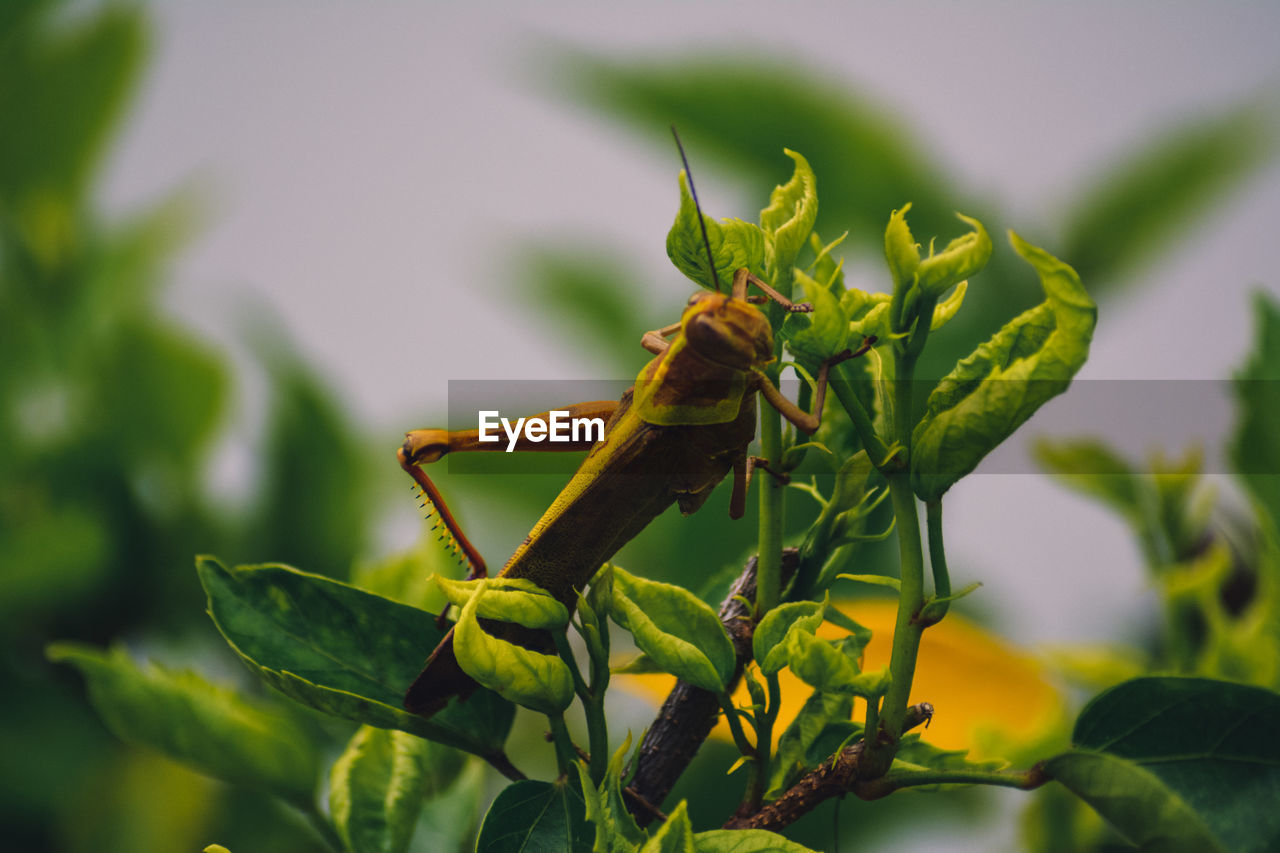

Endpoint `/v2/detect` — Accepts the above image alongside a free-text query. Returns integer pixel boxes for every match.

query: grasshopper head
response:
[681,291,774,370]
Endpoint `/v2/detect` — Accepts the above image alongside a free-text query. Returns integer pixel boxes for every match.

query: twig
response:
[722,702,934,832]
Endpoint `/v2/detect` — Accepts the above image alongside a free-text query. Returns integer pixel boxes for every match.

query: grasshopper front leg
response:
[754,337,876,434]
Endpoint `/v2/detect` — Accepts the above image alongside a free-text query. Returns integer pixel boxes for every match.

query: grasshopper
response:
[400,149,870,717]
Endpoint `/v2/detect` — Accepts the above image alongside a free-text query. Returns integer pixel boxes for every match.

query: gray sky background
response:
[95,4,1279,848]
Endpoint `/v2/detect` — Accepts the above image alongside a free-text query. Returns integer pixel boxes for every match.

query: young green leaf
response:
[607,566,735,692]
[929,280,967,331]
[884,204,920,299]
[759,149,818,283]
[667,172,766,291]
[911,233,1096,501]
[476,778,593,853]
[892,733,1007,782]
[196,556,515,760]
[780,269,850,363]
[809,230,848,294]
[453,580,575,716]
[329,726,465,853]
[1049,676,1280,853]
[433,575,570,629]
[640,799,695,853]
[789,636,886,698]
[754,600,824,676]
[577,736,646,853]
[766,689,854,800]
[912,214,991,302]
[840,288,893,342]
[46,642,319,807]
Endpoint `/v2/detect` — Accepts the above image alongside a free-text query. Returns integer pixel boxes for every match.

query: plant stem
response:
[921,498,953,626]
[757,393,785,615]
[718,693,757,759]
[857,763,1050,799]
[547,713,576,778]
[861,473,926,779]
[829,362,893,469]
[554,629,608,783]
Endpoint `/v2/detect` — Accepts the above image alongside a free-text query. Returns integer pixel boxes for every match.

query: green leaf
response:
[693,830,819,852]
[766,689,854,799]
[247,333,372,579]
[912,213,991,301]
[1032,438,1142,520]
[329,725,465,853]
[835,573,901,593]
[780,270,849,363]
[911,233,1096,501]
[754,600,823,676]
[196,556,515,760]
[884,205,920,298]
[476,778,593,853]
[46,642,318,806]
[434,575,570,630]
[759,149,818,283]
[1051,676,1280,853]
[1230,291,1280,535]
[1062,103,1276,288]
[808,231,847,294]
[892,734,1006,783]
[784,621,882,696]
[1047,752,1224,853]
[95,319,229,470]
[453,580,575,716]
[0,4,145,205]
[929,280,967,332]
[666,171,766,291]
[607,566,735,692]
[577,736,646,853]
[641,800,695,853]
[840,289,893,343]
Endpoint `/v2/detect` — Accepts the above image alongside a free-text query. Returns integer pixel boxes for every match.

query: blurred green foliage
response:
[7,3,1278,851]
[2,3,371,850]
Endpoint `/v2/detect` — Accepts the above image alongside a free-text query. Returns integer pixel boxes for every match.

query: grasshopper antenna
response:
[670,125,722,293]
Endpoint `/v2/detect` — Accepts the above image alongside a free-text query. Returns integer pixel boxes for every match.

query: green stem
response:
[750,672,782,805]
[829,361,893,469]
[920,498,952,626]
[547,713,577,779]
[757,369,785,615]
[554,629,608,783]
[858,763,1049,799]
[861,474,926,779]
[552,631,590,699]
[718,693,757,759]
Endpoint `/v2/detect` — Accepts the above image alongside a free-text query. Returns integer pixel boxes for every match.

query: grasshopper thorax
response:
[681,291,774,371]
